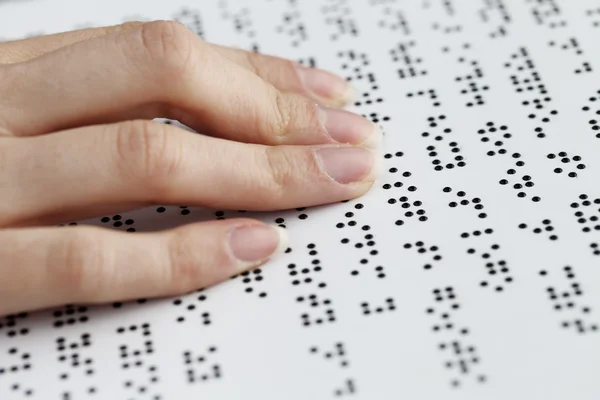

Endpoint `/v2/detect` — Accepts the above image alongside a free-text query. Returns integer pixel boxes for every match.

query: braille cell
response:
[444,43,490,107]
[52,305,89,328]
[527,0,567,28]
[504,47,558,135]
[498,167,540,202]
[0,347,35,397]
[232,268,268,297]
[287,244,327,288]
[467,244,514,292]
[587,7,600,28]
[541,267,598,334]
[115,323,161,399]
[336,201,387,278]
[322,0,358,40]
[477,122,517,152]
[582,90,600,138]
[432,22,462,34]
[547,152,585,178]
[333,379,357,397]
[390,41,427,79]
[183,346,222,384]
[0,313,29,338]
[478,0,511,38]
[338,50,391,126]
[548,37,592,75]
[460,228,494,239]
[360,298,396,315]
[518,219,558,241]
[172,289,211,325]
[309,342,349,368]
[570,194,600,233]
[309,340,356,397]
[375,4,410,34]
[55,334,96,398]
[100,214,136,232]
[274,3,307,48]
[219,2,258,51]
[392,195,428,225]
[403,242,442,270]
[297,294,336,327]
[427,287,487,387]
[406,89,441,107]
[444,187,487,219]
[420,115,466,171]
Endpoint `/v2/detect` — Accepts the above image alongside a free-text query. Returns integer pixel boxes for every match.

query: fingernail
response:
[229,224,288,263]
[318,107,382,149]
[314,147,382,184]
[295,64,356,104]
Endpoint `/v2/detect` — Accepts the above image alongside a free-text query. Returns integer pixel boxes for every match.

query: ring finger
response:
[0,21,375,148]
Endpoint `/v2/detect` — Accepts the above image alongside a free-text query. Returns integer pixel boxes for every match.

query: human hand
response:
[0,21,381,316]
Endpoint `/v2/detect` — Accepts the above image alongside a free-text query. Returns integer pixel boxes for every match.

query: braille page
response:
[1,0,600,399]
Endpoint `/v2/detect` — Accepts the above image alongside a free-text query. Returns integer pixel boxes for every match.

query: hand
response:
[0,21,381,316]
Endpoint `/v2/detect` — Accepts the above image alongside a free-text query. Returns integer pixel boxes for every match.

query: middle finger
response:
[1,120,381,227]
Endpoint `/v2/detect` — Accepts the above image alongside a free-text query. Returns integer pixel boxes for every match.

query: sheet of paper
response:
[1,0,600,398]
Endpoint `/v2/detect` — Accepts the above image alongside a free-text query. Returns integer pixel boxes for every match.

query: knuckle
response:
[0,67,18,135]
[0,142,16,226]
[116,21,144,32]
[262,146,292,202]
[52,229,106,301]
[164,229,205,293]
[260,91,315,143]
[129,20,195,77]
[113,120,182,194]
[0,141,8,176]
[266,90,293,141]
[244,51,301,89]
[242,50,261,76]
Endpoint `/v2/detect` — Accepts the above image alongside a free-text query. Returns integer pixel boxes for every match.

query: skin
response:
[0,20,382,317]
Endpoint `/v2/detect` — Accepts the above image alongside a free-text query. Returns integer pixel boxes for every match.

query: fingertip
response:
[340,83,358,106]
[294,64,356,107]
[318,107,383,149]
[270,225,289,257]
[313,146,382,185]
[228,223,288,266]
[359,123,383,150]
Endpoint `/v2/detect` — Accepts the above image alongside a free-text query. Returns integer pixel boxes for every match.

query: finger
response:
[2,120,380,227]
[0,20,379,148]
[211,44,355,108]
[0,22,143,64]
[0,219,287,316]
[0,21,354,107]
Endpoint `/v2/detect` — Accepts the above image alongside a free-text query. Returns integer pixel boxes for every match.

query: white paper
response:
[1,0,600,399]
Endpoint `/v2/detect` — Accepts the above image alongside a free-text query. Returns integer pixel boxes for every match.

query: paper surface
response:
[1,0,600,399]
